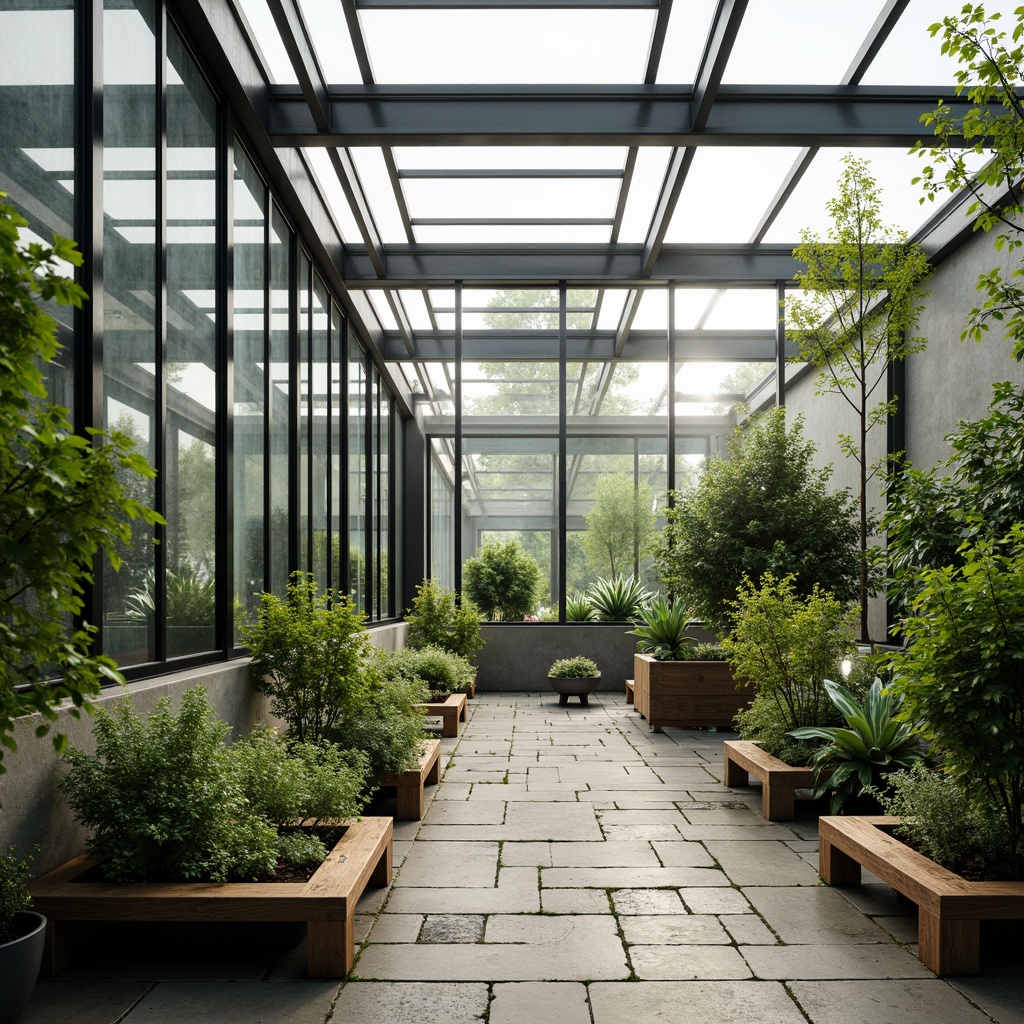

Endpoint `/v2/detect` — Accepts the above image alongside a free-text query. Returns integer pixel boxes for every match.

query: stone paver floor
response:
[23,694,1024,1023]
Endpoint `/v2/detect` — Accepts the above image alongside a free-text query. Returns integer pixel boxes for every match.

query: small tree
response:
[404,577,484,662]
[582,474,655,581]
[654,408,861,632]
[0,197,161,769]
[462,540,540,621]
[914,5,1024,359]
[787,155,931,640]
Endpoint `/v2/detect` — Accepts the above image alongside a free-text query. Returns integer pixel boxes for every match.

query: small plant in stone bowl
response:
[547,656,601,707]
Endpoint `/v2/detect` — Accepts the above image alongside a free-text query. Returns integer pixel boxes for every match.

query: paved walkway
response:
[24,694,1024,1024]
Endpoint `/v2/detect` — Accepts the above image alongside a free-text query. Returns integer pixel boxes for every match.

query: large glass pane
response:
[310,274,329,587]
[102,0,157,667]
[297,251,311,574]
[233,142,266,642]
[330,304,344,591]
[268,204,291,596]
[430,438,455,590]
[349,338,368,610]
[165,27,217,658]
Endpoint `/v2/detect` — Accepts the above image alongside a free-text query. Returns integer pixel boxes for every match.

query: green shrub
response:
[790,678,925,814]
[404,578,484,661]
[724,573,857,760]
[882,765,1015,881]
[588,576,650,621]
[565,592,597,622]
[628,598,697,660]
[329,671,428,782]
[463,541,541,621]
[377,645,472,698]
[125,561,216,626]
[548,656,599,678]
[242,573,373,743]
[0,848,33,940]
[654,408,860,631]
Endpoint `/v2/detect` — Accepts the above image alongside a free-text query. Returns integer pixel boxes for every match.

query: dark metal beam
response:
[267,84,977,147]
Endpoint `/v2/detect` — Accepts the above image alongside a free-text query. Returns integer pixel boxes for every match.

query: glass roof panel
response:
[631,290,669,331]
[618,148,673,243]
[404,178,619,220]
[349,148,407,243]
[233,0,297,84]
[862,0,1023,85]
[762,148,935,242]
[413,225,611,244]
[303,148,360,244]
[596,290,630,331]
[395,147,627,172]
[702,289,778,330]
[722,0,888,85]
[674,289,718,330]
[367,291,399,331]
[656,0,719,85]
[297,0,362,84]
[399,290,433,331]
[359,11,656,85]
[665,148,802,243]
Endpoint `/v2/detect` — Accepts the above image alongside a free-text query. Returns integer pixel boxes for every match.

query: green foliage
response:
[125,561,216,626]
[377,645,472,698]
[0,848,34,938]
[587,575,651,622]
[791,678,924,814]
[59,688,275,882]
[724,574,857,760]
[582,475,656,581]
[913,6,1024,358]
[887,522,1024,866]
[462,540,541,621]
[885,381,1024,608]
[565,591,597,622]
[788,154,931,639]
[241,573,373,743]
[882,765,1016,881]
[227,726,367,826]
[548,656,599,678]
[404,577,484,661]
[654,408,860,632]
[0,197,162,769]
[328,671,428,782]
[628,598,698,661]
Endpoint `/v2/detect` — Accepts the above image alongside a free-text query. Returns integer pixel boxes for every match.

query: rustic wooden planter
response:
[625,678,634,704]
[417,692,467,737]
[723,740,814,821]
[819,815,1024,976]
[632,654,754,732]
[29,817,393,980]
[378,738,442,820]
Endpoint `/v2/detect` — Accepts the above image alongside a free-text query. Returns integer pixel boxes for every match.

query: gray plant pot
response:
[0,911,46,1024]
[548,673,601,706]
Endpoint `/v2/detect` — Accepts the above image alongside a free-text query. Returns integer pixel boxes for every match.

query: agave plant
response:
[790,677,924,814]
[627,597,697,660]
[587,575,650,621]
[565,591,597,622]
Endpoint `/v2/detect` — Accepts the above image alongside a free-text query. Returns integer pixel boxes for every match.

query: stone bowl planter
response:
[0,910,46,1024]
[548,673,601,706]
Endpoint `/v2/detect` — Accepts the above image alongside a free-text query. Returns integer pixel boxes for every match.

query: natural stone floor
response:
[23,694,1024,1023]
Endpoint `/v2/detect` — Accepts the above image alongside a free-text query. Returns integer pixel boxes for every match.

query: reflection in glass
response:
[349,338,368,611]
[165,27,217,657]
[269,204,291,596]
[430,438,455,589]
[233,142,267,642]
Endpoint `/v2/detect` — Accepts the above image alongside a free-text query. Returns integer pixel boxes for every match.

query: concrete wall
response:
[0,660,265,873]
[474,622,717,692]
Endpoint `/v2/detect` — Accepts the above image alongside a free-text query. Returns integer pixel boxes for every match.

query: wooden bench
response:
[30,817,393,979]
[625,678,634,704]
[417,692,467,738]
[379,738,442,820]
[723,740,815,821]
[819,815,1024,976]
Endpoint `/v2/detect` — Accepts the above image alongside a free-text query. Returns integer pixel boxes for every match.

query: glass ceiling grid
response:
[239,0,1003,407]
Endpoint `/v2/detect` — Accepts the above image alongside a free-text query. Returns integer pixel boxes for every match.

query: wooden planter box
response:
[819,815,1024,976]
[723,740,814,821]
[417,692,467,737]
[29,817,393,980]
[379,738,442,820]
[632,654,754,732]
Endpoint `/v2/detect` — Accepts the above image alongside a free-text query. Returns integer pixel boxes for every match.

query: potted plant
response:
[628,599,751,732]
[547,656,601,706]
[0,849,45,1024]
[404,578,484,695]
